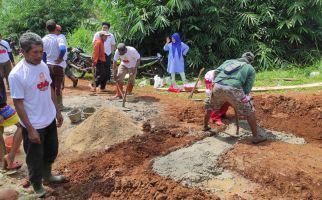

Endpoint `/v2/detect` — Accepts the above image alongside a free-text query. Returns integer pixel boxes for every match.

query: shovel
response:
[188,67,204,99]
[114,83,130,111]
[122,73,135,108]
[89,65,97,96]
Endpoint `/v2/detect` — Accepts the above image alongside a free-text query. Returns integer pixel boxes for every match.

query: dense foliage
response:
[0,0,90,38]
[88,0,322,71]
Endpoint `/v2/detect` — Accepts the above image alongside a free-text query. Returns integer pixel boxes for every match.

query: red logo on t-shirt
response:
[0,49,7,54]
[37,72,49,91]
[123,57,130,64]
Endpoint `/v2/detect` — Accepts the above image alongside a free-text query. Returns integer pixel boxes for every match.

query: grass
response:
[134,61,322,98]
[254,62,322,87]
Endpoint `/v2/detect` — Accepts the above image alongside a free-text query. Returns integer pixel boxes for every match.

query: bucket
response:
[5,135,20,153]
[67,108,81,123]
[82,107,96,119]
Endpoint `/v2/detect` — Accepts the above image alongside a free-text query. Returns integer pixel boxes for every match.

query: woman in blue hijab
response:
[164,33,189,85]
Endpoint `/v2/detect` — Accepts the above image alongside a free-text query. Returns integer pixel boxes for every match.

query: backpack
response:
[223,60,246,75]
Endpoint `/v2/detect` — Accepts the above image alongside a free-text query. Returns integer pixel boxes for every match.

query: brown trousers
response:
[48,65,64,96]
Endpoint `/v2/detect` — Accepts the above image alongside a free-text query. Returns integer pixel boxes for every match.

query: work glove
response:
[241,95,252,103]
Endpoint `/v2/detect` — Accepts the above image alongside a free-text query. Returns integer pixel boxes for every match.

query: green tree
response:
[0,0,91,39]
[87,0,322,71]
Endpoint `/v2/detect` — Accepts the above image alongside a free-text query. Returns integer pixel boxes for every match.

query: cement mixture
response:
[152,121,306,199]
[60,95,159,154]
[63,106,143,153]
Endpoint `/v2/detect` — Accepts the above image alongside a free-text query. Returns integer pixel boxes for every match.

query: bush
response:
[67,24,97,53]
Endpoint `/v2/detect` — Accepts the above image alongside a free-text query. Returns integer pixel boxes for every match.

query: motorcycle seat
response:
[80,53,92,59]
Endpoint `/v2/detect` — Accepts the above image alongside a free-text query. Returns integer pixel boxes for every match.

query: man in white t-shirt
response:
[55,25,78,88]
[42,20,67,110]
[113,43,140,98]
[9,32,65,197]
[93,22,116,82]
[0,33,15,88]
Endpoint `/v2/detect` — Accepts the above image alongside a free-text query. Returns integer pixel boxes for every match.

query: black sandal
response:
[202,126,211,131]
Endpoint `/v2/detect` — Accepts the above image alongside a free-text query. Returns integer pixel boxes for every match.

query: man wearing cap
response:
[55,25,78,88]
[92,31,109,92]
[113,43,140,98]
[93,22,116,83]
[203,52,266,144]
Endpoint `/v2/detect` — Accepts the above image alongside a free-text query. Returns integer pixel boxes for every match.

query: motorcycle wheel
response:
[70,66,86,78]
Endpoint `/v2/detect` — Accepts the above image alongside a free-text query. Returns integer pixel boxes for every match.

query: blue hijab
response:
[171,33,182,59]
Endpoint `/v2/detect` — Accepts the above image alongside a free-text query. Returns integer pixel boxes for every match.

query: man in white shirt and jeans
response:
[0,33,15,88]
[9,32,65,197]
[113,43,140,98]
[93,22,116,83]
[42,20,67,110]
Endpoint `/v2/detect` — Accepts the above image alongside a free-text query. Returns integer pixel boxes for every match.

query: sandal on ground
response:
[3,155,23,170]
[252,137,267,144]
[214,120,225,126]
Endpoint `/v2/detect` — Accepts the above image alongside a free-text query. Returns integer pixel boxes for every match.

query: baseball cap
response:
[99,31,109,37]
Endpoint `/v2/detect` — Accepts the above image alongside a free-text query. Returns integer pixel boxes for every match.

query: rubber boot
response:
[42,163,66,185]
[127,83,134,95]
[57,95,66,111]
[32,182,47,197]
[115,82,123,98]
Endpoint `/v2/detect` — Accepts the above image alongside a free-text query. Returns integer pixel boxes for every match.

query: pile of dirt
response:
[172,93,321,143]
[255,94,322,142]
[219,142,322,199]
[64,107,143,153]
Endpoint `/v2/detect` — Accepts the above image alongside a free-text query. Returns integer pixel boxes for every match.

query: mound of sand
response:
[65,106,142,153]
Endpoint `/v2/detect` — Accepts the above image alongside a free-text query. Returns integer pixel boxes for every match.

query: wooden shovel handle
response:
[188,67,204,99]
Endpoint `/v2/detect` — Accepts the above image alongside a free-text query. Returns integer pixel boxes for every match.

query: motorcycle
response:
[67,47,167,78]
[137,53,167,77]
[67,47,92,78]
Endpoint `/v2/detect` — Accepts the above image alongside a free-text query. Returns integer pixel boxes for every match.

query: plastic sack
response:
[153,75,164,88]
[139,80,147,87]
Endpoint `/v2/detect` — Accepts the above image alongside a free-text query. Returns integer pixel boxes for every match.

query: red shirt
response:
[92,39,106,65]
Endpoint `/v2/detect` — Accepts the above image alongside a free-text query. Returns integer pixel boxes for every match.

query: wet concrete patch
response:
[152,122,306,199]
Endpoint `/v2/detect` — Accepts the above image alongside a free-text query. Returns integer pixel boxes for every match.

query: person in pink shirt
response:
[204,70,230,125]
